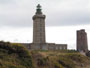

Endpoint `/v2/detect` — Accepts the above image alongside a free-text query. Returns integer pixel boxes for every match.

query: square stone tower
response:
[77,29,88,52]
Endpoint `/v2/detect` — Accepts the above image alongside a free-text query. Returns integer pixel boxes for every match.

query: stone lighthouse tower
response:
[33,4,46,44]
[31,4,46,49]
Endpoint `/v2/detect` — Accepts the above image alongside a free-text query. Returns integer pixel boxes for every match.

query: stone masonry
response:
[77,29,88,52]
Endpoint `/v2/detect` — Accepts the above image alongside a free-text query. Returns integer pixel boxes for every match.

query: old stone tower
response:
[77,29,88,52]
[33,4,46,44]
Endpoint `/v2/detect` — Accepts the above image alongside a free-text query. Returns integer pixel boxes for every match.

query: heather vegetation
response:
[0,41,34,68]
[0,41,90,68]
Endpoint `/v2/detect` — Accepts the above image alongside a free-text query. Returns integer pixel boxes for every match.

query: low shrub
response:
[0,41,34,68]
[54,62,63,68]
[37,57,48,66]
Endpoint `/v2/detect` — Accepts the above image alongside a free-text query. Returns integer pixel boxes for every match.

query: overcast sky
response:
[0,0,90,49]
[0,0,90,27]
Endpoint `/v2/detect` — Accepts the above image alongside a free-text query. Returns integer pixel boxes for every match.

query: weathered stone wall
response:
[30,43,48,50]
[55,44,67,50]
[47,43,67,50]
[25,43,67,50]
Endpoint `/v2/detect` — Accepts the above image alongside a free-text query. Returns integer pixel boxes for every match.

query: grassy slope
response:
[31,50,90,68]
[0,41,90,68]
[0,41,34,68]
